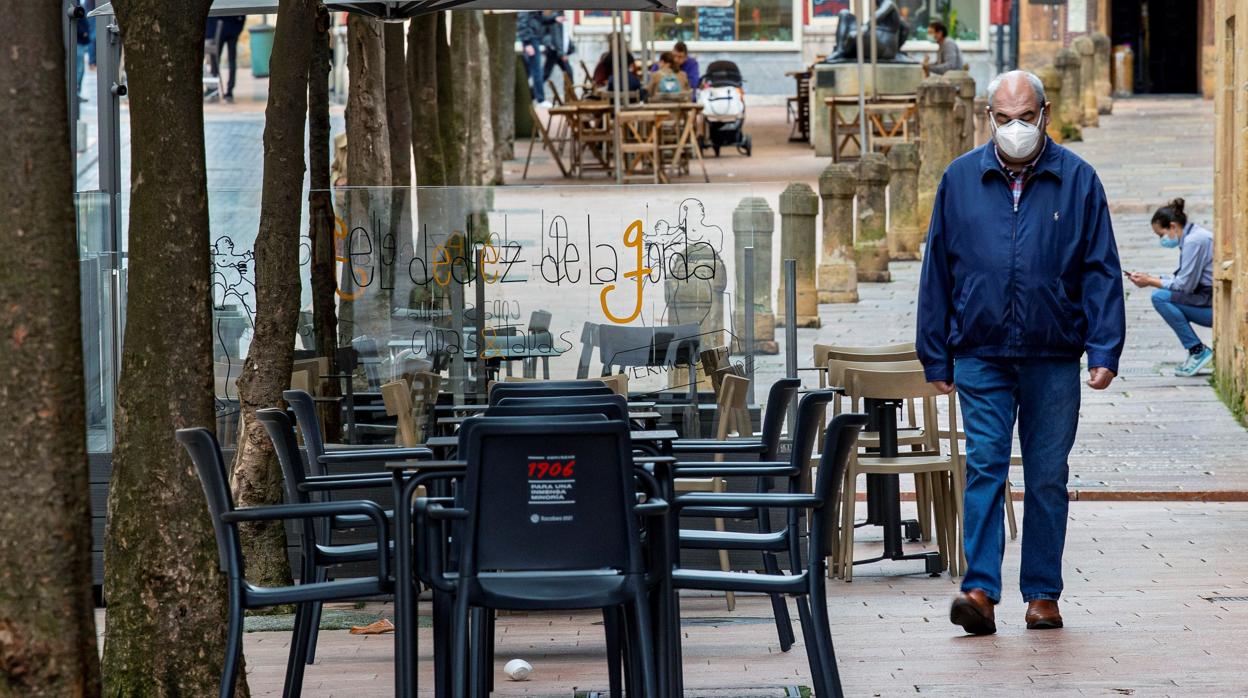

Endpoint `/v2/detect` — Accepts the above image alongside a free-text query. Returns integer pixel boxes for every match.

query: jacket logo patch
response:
[1053,211,1060,221]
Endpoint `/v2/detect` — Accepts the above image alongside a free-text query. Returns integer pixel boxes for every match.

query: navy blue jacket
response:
[916,139,1126,383]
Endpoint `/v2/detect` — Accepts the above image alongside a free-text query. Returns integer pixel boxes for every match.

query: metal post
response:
[96,17,125,394]
[743,246,756,405]
[868,0,878,101]
[783,259,798,433]
[474,247,488,396]
[996,16,1006,75]
[611,13,625,183]
[1010,0,1020,71]
[65,3,83,162]
[855,0,869,154]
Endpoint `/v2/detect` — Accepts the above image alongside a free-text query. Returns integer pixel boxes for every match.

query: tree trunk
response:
[342,14,392,346]
[230,0,317,594]
[436,13,462,186]
[384,22,413,313]
[309,6,341,439]
[103,0,246,695]
[450,12,496,187]
[0,6,102,696]
[407,14,446,187]
[486,13,517,179]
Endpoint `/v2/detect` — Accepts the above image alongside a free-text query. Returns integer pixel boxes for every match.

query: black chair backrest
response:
[488,383,613,406]
[175,428,242,576]
[255,408,326,545]
[759,378,801,460]
[597,324,701,372]
[575,322,599,379]
[456,413,609,456]
[284,389,329,476]
[810,413,869,558]
[491,394,630,422]
[458,420,642,576]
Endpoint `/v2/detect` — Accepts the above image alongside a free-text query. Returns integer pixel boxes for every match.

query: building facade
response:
[1214,0,1246,420]
[567,1,1007,98]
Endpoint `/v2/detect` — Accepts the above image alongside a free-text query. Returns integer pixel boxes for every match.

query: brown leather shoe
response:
[949,589,996,635]
[1025,600,1063,629]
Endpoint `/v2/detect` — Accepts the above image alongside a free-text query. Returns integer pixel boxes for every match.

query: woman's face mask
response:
[1157,224,1182,248]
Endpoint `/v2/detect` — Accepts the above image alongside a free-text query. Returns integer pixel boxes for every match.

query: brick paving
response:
[121,501,1247,696]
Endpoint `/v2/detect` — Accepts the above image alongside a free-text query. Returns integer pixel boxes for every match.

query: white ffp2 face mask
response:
[991,112,1043,160]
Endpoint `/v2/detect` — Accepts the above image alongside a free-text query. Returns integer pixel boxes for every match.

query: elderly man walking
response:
[916,71,1125,635]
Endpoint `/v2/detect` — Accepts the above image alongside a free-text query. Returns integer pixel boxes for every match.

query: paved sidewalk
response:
[156,501,1248,696]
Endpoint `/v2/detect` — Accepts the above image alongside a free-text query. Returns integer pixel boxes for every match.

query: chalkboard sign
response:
[811,0,849,20]
[697,6,736,41]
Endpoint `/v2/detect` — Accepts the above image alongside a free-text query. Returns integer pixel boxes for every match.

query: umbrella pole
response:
[855,0,868,154]
[869,0,878,100]
[612,12,624,183]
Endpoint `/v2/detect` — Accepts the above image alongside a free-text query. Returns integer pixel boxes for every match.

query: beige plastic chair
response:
[675,372,751,610]
[837,367,962,582]
[381,372,440,448]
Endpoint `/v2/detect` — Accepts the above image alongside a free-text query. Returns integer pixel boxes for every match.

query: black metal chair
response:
[419,419,666,698]
[176,427,391,698]
[670,377,800,459]
[486,382,613,405]
[671,412,868,697]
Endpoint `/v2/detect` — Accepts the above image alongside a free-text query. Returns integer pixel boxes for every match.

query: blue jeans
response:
[1151,289,1212,351]
[523,46,545,102]
[76,42,90,96]
[954,357,1081,604]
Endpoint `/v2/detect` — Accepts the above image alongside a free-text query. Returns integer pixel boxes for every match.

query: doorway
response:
[1111,0,1199,93]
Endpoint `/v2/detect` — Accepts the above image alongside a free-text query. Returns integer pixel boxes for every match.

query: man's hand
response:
[524,44,536,57]
[1127,271,1158,288]
[1086,367,1115,390]
[930,380,955,395]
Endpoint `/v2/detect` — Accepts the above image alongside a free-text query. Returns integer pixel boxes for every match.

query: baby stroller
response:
[698,60,752,157]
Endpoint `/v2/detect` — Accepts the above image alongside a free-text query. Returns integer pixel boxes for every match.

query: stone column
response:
[732,197,778,353]
[1056,48,1083,128]
[887,143,921,261]
[1091,32,1114,115]
[1035,64,1065,143]
[817,162,859,303]
[917,77,958,237]
[777,183,821,328]
[1073,36,1099,128]
[945,69,977,156]
[855,153,891,282]
[664,243,727,347]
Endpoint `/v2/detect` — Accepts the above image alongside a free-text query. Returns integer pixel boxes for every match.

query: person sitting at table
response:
[1127,197,1215,377]
[592,34,636,88]
[923,20,962,76]
[645,51,691,102]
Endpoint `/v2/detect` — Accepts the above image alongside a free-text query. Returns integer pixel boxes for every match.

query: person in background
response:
[917,71,1125,636]
[74,12,94,102]
[646,51,691,101]
[1128,198,1215,377]
[672,41,700,99]
[207,15,245,103]
[592,34,637,90]
[541,11,575,101]
[519,11,554,107]
[924,20,962,75]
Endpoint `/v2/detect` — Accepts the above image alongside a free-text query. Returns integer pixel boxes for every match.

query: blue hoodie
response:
[916,139,1126,383]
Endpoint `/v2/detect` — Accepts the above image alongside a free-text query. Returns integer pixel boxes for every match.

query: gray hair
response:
[986,70,1046,112]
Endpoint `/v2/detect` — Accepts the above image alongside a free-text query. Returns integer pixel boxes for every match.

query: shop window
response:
[900,0,982,42]
[654,0,794,42]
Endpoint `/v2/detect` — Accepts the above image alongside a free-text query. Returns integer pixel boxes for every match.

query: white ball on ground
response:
[504,658,532,681]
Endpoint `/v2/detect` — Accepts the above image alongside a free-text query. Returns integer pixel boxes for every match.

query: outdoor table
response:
[785,69,811,142]
[861,99,918,154]
[647,102,709,183]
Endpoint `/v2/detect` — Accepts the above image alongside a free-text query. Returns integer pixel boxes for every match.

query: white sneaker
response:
[537,100,553,109]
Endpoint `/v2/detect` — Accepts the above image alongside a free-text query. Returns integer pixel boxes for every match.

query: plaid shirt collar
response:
[995,138,1047,211]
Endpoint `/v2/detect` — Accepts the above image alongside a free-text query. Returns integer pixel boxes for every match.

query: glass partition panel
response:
[76,191,120,453]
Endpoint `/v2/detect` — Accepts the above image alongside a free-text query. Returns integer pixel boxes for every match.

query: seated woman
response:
[1127,198,1214,377]
[645,51,691,102]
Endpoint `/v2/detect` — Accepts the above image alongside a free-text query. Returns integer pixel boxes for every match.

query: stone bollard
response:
[732,197,778,353]
[1092,32,1113,115]
[1073,36,1099,128]
[887,143,921,261]
[1035,64,1065,143]
[1056,48,1083,127]
[817,163,860,303]
[917,77,959,237]
[664,242,727,348]
[945,69,977,156]
[777,183,821,328]
[855,153,891,283]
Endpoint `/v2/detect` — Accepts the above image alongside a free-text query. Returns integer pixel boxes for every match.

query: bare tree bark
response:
[450,12,496,187]
[309,7,341,439]
[0,5,102,695]
[102,0,246,694]
[436,13,462,186]
[407,14,446,187]
[230,0,318,593]
[342,14,392,346]
[485,12,517,180]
